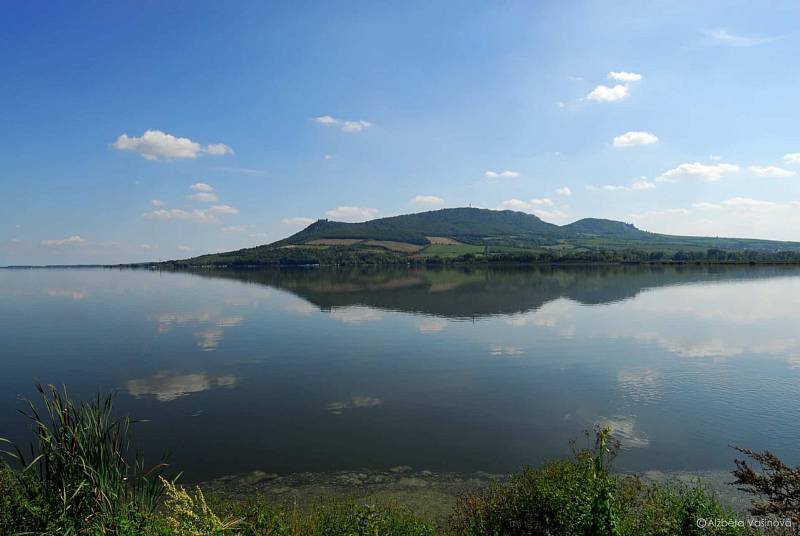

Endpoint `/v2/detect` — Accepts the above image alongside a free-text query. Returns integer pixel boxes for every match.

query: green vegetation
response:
[160,244,800,268]
[142,208,800,268]
[0,384,170,534]
[449,430,750,536]
[419,244,486,258]
[174,243,406,267]
[273,208,566,247]
[2,387,798,534]
[205,498,435,536]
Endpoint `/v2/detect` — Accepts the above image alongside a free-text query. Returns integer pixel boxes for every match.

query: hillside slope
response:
[277,208,566,246]
[563,218,654,239]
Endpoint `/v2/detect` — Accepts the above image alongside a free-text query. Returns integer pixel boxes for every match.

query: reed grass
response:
[0,384,172,531]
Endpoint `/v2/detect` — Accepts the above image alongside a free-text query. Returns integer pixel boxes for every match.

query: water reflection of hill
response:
[178,265,800,319]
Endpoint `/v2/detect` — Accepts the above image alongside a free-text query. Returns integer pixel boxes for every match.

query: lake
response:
[1,265,798,482]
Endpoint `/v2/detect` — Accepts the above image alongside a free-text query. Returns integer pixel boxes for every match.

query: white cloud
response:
[709,154,724,161]
[500,199,567,222]
[189,192,219,202]
[692,202,722,210]
[412,195,444,206]
[657,162,739,182]
[721,197,779,210]
[325,206,378,222]
[484,170,520,180]
[209,205,238,215]
[583,71,641,104]
[632,197,800,240]
[150,199,166,207]
[631,180,656,190]
[530,198,554,207]
[705,28,778,47]
[281,217,316,226]
[555,186,572,197]
[501,198,554,211]
[324,154,333,160]
[114,130,198,160]
[587,84,629,102]
[313,115,339,125]
[749,165,796,178]
[533,209,569,222]
[143,205,239,223]
[613,131,659,148]
[41,235,86,247]
[188,183,218,201]
[222,225,249,233]
[608,71,642,82]
[143,209,202,222]
[501,199,532,211]
[313,116,373,133]
[597,179,656,192]
[205,143,233,156]
[177,245,192,251]
[341,120,372,133]
[112,130,232,161]
[783,153,800,165]
[633,208,691,219]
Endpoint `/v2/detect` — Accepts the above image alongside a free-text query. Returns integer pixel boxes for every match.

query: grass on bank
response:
[1,385,798,535]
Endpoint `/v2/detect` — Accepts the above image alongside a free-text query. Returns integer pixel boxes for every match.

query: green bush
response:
[448,429,750,536]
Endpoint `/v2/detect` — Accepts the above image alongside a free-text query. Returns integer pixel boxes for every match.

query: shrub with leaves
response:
[449,428,749,536]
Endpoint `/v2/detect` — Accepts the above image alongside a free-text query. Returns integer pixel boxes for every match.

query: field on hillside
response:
[364,240,425,253]
[418,244,485,258]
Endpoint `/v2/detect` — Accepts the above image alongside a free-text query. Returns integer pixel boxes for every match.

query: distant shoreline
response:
[8,259,800,270]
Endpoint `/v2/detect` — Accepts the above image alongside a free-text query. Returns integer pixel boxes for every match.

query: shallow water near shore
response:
[1,265,799,483]
[200,466,754,528]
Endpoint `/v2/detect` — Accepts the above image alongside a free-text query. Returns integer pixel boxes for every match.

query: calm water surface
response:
[1,266,798,481]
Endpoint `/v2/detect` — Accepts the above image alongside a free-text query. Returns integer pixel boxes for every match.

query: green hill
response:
[277,208,566,246]
[161,207,800,267]
[562,218,653,239]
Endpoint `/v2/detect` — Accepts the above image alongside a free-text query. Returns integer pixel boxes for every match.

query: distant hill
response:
[562,218,653,239]
[276,208,566,246]
[161,207,800,267]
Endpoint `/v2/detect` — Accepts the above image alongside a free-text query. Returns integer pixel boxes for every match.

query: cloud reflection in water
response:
[326,396,383,415]
[126,371,238,402]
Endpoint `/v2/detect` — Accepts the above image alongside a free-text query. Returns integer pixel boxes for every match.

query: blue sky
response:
[2,1,800,265]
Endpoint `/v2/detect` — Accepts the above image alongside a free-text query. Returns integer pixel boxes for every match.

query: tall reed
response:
[0,384,172,526]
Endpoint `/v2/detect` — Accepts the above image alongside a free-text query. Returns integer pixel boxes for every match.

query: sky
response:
[2,1,800,265]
